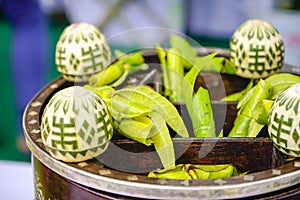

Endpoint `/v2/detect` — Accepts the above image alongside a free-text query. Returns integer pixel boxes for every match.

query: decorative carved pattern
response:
[55,23,111,82]
[230,19,284,78]
[269,84,300,156]
[41,86,113,162]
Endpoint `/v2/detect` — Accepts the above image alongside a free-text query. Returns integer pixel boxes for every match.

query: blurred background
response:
[0,0,299,162]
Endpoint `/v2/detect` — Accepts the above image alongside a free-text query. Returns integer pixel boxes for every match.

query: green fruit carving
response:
[55,23,111,82]
[268,83,300,157]
[40,86,113,162]
[230,19,285,79]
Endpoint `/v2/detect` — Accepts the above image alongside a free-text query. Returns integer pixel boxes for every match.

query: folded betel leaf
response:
[191,87,215,138]
[252,99,274,125]
[228,79,273,137]
[108,85,188,169]
[110,94,151,120]
[213,57,237,74]
[113,86,189,138]
[148,164,243,180]
[226,73,300,138]
[268,83,300,157]
[149,111,175,168]
[55,22,111,82]
[170,34,197,69]
[89,61,126,87]
[265,73,300,98]
[40,86,113,162]
[89,50,148,88]
[230,19,284,79]
[114,50,145,67]
[118,116,153,146]
[221,80,253,102]
[148,164,192,180]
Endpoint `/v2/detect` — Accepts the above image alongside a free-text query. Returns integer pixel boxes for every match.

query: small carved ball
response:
[230,19,285,79]
[268,83,300,157]
[40,86,113,162]
[55,23,111,82]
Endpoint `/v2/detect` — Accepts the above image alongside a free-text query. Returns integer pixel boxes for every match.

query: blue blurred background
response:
[0,0,299,162]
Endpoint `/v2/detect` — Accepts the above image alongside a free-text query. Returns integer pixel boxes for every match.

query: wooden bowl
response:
[23,49,300,199]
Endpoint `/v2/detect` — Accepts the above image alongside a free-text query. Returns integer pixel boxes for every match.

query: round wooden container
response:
[24,49,300,199]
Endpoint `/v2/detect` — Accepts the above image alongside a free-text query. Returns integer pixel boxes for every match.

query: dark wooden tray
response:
[23,48,300,199]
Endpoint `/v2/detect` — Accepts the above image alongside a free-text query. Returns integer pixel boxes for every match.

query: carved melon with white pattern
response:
[268,83,300,157]
[55,23,111,82]
[230,19,285,79]
[40,86,113,162]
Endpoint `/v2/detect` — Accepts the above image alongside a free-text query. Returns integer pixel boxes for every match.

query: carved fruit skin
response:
[268,83,300,157]
[40,86,113,162]
[55,23,111,82]
[230,19,285,79]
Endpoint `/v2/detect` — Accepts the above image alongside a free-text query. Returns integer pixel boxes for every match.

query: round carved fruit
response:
[55,23,111,82]
[40,86,113,162]
[230,19,285,79]
[268,83,300,157]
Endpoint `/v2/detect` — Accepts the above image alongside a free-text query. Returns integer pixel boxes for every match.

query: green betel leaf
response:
[88,61,125,87]
[228,114,251,137]
[229,79,273,137]
[185,52,218,87]
[149,170,192,180]
[208,56,223,72]
[156,45,171,97]
[265,73,300,98]
[247,119,264,137]
[193,164,233,172]
[110,85,188,169]
[109,70,129,87]
[148,164,242,180]
[88,50,148,88]
[118,116,153,146]
[150,111,175,169]
[115,50,145,67]
[237,86,255,110]
[252,99,274,125]
[111,94,150,120]
[189,169,210,180]
[239,79,273,117]
[212,57,237,74]
[114,85,189,138]
[196,52,219,72]
[148,164,192,180]
[222,92,245,102]
[222,58,237,74]
[156,44,167,66]
[191,87,215,138]
[166,48,184,102]
[170,35,197,69]
[265,73,300,87]
[207,165,234,179]
[221,80,253,102]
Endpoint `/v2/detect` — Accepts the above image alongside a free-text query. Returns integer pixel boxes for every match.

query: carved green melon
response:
[40,86,113,162]
[268,83,300,157]
[230,19,285,79]
[55,23,111,82]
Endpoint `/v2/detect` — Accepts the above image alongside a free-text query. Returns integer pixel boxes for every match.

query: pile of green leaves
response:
[157,35,236,138]
[84,85,189,169]
[223,73,300,137]
[84,35,242,177]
